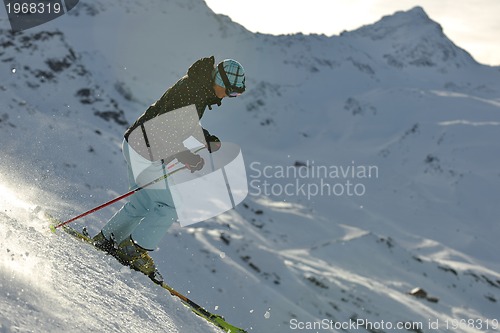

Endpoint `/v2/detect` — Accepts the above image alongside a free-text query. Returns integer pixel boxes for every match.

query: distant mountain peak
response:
[349,6,441,40]
[394,6,431,21]
[344,6,476,69]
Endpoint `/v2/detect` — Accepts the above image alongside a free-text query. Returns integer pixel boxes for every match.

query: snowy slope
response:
[1,1,500,332]
[0,185,219,333]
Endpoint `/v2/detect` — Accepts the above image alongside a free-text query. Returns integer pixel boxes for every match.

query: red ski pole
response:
[49,165,186,232]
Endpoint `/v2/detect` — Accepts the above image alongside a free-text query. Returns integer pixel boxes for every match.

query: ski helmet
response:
[213,59,245,97]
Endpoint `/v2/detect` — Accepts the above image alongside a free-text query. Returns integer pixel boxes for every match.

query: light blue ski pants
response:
[101,139,177,250]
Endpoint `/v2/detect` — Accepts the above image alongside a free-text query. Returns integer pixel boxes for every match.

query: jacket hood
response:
[187,56,215,87]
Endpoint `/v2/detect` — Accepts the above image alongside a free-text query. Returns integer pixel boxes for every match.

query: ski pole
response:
[50,146,207,232]
[50,165,186,232]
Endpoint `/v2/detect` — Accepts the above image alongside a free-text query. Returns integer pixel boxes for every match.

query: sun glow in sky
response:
[204,0,500,66]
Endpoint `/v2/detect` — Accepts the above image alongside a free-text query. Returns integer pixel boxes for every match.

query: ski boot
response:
[115,237,164,284]
[92,231,117,255]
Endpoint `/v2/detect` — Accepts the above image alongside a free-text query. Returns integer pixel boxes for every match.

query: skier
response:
[92,56,246,281]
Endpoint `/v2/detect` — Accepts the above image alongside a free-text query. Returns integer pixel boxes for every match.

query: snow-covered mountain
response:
[1,1,499,332]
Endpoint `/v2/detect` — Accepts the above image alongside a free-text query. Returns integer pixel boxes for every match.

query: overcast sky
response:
[204,0,500,66]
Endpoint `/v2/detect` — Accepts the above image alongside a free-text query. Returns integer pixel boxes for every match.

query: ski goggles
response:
[218,62,245,98]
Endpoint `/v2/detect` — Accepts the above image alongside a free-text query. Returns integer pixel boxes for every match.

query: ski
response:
[46,214,247,333]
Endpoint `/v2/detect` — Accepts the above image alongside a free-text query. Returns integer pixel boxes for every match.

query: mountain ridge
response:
[339,6,477,71]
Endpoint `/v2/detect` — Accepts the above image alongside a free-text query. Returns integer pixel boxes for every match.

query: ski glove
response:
[203,129,221,153]
[176,151,205,173]
[206,135,221,153]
